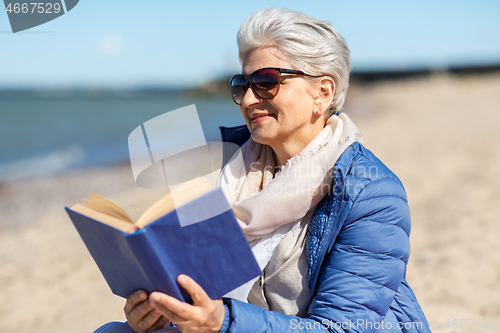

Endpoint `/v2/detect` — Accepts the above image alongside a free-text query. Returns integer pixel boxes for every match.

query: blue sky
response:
[1,0,499,88]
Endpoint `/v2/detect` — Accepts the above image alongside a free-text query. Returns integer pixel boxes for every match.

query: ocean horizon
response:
[0,90,244,182]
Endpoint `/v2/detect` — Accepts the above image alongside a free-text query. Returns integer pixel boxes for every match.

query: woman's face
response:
[240,47,324,154]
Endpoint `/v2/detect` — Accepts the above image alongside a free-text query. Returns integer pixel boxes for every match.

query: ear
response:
[315,76,335,113]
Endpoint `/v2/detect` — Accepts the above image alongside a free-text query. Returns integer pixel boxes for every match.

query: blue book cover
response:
[66,187,261,302]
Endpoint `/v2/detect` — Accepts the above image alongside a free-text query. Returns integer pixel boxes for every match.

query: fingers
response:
[177,274,211,306]
[128,301,156,329]
[148,278,226,333]
[150,292,190,324]
[136,308,162,332]
[125,290,166,333]
[124,290,148,316]
[150,316,170,332]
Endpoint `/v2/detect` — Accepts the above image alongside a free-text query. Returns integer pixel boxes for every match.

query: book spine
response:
[125,229,187,302]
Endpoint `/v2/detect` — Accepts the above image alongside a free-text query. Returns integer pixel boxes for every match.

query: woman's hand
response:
[124,290,170,333]
[150,274,225,333]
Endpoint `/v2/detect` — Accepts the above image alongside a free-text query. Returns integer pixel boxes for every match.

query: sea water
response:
[0,90,244,182]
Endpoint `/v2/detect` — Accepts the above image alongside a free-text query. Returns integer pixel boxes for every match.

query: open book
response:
[70,178,215,233]
[66,178,261,302]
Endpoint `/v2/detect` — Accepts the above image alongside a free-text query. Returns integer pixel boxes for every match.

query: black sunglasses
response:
[230,67,317,105]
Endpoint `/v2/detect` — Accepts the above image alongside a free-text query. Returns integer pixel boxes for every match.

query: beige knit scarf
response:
[219,113,363,242]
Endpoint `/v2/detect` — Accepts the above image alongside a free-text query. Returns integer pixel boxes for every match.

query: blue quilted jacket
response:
[218,126,431,333]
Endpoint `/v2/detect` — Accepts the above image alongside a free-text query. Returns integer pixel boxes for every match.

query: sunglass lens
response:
[252,69,279,99]
[230,75,247,105]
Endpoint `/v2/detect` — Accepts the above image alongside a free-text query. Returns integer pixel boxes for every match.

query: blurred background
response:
[1,1,499,332]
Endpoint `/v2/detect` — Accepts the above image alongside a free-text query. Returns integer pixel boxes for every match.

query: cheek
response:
[274,86,314,119]
[274,100,308,122]
[240,107,251,127]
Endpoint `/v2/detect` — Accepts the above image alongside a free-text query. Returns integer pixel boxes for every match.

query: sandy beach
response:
[1,73,499,332]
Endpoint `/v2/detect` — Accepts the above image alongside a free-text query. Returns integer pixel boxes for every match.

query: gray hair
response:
[237,8,351,116]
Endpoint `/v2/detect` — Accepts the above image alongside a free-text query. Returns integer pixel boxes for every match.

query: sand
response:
[1,73,499,332]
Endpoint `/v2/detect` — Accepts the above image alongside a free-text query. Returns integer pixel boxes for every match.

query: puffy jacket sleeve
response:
[219,176,411,333]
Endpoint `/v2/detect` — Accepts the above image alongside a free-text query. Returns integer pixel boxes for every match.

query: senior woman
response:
[97,7,430,333]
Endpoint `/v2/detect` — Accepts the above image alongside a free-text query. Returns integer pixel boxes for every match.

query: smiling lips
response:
[250,113,276,123]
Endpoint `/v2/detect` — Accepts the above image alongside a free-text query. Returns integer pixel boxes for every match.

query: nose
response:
[240,85,263,108]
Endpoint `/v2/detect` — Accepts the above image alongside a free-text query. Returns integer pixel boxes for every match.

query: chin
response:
[250,131,276,147]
